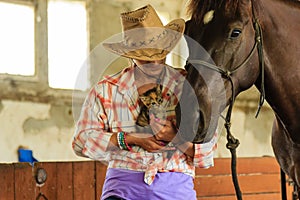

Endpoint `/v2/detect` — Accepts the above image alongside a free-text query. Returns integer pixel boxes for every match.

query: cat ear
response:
[140,96,148,101]
[140,96,151,107]
[157,85,162,93]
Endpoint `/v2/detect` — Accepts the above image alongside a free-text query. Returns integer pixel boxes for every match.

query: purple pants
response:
[101,168,196,200]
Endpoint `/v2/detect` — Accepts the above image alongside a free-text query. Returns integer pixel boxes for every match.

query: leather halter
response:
[185,2,265,200]
[187,19,265,118]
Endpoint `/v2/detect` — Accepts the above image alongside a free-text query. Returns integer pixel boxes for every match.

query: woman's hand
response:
[126,133,174,152]
[149,114,195,157]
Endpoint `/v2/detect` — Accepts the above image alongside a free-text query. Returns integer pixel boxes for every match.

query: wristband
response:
[123,132,132,151]
[117,132,124,150]
[117,132,132,151]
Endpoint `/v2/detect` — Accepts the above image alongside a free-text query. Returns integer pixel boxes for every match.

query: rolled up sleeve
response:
[192,134,218,168]
[72,86,112,160]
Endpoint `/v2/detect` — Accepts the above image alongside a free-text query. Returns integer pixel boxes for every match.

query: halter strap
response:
[187,18,265,118]
[253,19,265,118]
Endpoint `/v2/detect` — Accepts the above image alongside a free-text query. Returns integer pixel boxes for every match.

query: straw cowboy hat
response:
[103,4,185,61]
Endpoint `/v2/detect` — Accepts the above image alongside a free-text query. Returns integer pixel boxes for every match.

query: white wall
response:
[0,100,85,162]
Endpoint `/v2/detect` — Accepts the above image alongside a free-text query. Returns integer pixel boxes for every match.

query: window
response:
[0,2,34,76]
[0,0,89,105]
[48,0,88,90]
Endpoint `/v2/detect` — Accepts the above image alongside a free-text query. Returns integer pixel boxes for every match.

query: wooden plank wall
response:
[195,157,293,200]
[0,157,294,200]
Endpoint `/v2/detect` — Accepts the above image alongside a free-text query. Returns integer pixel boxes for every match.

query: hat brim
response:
[103,18,185,61]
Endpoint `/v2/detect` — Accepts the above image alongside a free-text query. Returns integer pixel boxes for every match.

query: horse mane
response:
[187,0,300,22]
[186,0,240,23]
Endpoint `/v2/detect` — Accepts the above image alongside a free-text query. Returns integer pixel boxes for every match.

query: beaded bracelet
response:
[116,132,123,150]
[117,132,126,150]
[117,132,132,151]
[123,132,132,151]
[120,132,127,150]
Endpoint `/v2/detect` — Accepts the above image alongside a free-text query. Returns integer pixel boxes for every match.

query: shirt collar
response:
[103,66,136,95]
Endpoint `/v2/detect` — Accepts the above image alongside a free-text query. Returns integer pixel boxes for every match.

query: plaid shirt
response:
[72,65,217,185]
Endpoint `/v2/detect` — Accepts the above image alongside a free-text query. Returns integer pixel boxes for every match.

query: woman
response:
[72,4,217,200]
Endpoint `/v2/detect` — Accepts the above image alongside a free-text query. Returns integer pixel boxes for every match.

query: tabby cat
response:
[136,84,163,127]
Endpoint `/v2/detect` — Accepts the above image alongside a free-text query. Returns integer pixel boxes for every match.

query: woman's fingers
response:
[143,136,177,152]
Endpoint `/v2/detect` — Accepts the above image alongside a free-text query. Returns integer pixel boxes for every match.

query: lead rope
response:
[224,19,265,200]
[221,72,243,200]
[187,58,243,199]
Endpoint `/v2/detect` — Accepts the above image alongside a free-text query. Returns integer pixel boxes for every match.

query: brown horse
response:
[176,0,300,198]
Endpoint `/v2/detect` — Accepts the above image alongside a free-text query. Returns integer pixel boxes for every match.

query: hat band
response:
[123,29,168,49]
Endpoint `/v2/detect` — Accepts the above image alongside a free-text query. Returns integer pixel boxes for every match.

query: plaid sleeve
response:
[192,133,218,168]
[72,86,113,160]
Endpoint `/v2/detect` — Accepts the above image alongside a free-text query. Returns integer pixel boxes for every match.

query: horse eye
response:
[230,29,242,39]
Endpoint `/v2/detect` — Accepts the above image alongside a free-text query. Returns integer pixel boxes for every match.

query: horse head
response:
[176,0,262,143]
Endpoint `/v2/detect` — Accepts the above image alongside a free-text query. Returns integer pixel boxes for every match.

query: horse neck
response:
[253,0,300,130]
